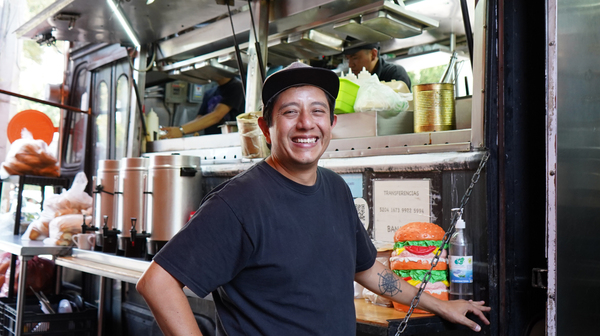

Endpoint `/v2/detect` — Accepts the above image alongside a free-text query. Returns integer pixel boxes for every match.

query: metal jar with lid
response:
[114,157,149,257]
[413,83,456,133]
[145,154,202,257]
[93,159,120,252]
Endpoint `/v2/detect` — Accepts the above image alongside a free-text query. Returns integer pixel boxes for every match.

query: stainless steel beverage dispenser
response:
[145,155,202,257]
[115,157,149,257]
[93,159,120,252]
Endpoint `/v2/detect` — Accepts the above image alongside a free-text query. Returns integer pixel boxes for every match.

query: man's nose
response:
[296,110,316,129]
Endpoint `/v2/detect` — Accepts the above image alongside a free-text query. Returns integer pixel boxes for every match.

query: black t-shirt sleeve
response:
[339,181,376,273]
[219,80,245,112]
[153,194,253,298]
[355,221,377,273]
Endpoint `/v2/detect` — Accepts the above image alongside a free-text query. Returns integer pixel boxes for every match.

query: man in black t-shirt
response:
[137,63,490,335]
[161,76,245,138]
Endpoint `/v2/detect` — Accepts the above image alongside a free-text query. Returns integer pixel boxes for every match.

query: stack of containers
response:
[334,75,360,115]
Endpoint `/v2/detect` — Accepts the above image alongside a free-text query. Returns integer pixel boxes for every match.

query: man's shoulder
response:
[318,166,351,189]
[380,57,402,73]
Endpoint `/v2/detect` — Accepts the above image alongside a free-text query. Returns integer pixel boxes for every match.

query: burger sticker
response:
[390,222,449,313]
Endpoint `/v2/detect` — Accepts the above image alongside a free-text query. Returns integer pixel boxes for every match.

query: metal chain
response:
[395,150,490,335]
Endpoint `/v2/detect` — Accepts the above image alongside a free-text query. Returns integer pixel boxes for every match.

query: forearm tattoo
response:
[377,269,401,297]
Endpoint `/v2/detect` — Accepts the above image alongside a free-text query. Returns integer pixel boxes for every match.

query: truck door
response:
[88,59,131,177]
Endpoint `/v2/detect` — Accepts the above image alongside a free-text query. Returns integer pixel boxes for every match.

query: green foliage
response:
[408,64,447,86]
[23,40,43,64]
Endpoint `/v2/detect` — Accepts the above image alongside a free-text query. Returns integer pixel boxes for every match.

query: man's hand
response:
[159,126,184,139]
[356,261,491,332]
[434,299,491,332]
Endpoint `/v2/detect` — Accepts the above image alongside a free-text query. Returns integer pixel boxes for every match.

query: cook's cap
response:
[342,42,380,55]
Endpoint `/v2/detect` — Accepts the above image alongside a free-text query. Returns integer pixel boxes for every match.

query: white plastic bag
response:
[63,172,93,211]
[354,74,409,118]
[362,288,393,307]
[42,172,93,218]
[47,214,91,246]
[21,220,49,241]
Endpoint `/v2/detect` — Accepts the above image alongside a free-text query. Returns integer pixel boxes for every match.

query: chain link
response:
[395,150,490,335]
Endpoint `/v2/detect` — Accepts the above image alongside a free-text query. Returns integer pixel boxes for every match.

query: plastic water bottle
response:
[449,210,473,300]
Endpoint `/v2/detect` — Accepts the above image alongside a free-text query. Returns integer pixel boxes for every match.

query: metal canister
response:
[94,160,120,230]
[93,160,120,251]
[145,155,202,257]
[413,83,456,133]
[114,157,149,257]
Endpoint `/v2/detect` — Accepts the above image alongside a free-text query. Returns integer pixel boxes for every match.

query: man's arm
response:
[355,260,490,332]
[161,103,232,138]
[137,261,203,336]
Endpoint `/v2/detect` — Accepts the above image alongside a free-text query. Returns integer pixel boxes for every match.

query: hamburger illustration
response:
[390,222,449,313]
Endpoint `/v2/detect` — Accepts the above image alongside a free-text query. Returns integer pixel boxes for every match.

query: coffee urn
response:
[115,157,149,257]
[145,155,202,258]
[93,159,121,252]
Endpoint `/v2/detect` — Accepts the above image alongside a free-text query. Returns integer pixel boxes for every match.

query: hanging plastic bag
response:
[354,74,410,118]
[1,129,59,178]
[0,256,55,297]
[41,172,93,218]
[62,172,93,212]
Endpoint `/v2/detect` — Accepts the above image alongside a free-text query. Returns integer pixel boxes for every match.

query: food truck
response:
[0,0,594,335]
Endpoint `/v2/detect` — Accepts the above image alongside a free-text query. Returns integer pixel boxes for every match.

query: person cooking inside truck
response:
[137,62,489,335]
[344,42,412,89]
[160,75,245,138]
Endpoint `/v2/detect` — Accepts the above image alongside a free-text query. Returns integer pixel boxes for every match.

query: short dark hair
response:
[262,86,336,128]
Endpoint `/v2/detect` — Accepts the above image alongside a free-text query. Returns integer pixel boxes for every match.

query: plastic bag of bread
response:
[21,220,50,241]
[0,252,11,290]
[0,256,55,297]
[40,172,93,219]
[46,214,91,246]
[1,128,59,178]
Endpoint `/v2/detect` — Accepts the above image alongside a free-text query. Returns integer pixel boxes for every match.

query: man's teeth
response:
[295,138,317,143]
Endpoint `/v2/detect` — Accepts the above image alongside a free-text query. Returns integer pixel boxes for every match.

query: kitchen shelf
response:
[0,235,71,256]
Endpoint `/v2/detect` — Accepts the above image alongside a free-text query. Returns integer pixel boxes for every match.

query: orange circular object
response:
[7,110,56,145]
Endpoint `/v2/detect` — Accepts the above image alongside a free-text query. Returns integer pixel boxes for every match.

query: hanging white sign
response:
[372,179,431,242]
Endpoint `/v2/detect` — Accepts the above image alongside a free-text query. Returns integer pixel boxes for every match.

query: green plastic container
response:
[334,78,360,114]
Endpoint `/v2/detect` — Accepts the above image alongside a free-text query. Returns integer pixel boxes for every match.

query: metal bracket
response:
[54,13,80,30]
[531,268,548,289]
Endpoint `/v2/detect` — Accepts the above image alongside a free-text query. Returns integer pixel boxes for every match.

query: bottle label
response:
[449,256,473,283]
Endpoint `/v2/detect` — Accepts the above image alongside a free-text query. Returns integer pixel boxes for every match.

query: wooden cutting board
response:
[355,298,433,327]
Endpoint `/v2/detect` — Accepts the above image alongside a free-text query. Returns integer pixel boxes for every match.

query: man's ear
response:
[331,114,337,128]
[370,48,378,61]
[257,117,271,144]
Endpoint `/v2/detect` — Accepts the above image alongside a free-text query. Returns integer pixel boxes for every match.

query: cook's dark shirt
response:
[197,77,245,135]
[373,57,412,90]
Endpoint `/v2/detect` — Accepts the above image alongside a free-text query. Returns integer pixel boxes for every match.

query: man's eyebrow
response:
[277,102,299,111]
[311,101,328,109]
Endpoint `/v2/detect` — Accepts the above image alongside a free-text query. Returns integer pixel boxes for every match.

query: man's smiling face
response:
[260,85,336,170]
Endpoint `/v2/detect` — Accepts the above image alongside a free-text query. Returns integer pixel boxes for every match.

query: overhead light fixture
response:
[107,0,140,48]
[146,0,155,4]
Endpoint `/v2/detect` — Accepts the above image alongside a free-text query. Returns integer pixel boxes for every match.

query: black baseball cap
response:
[342,42,380,55]
[262,62,339,108]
